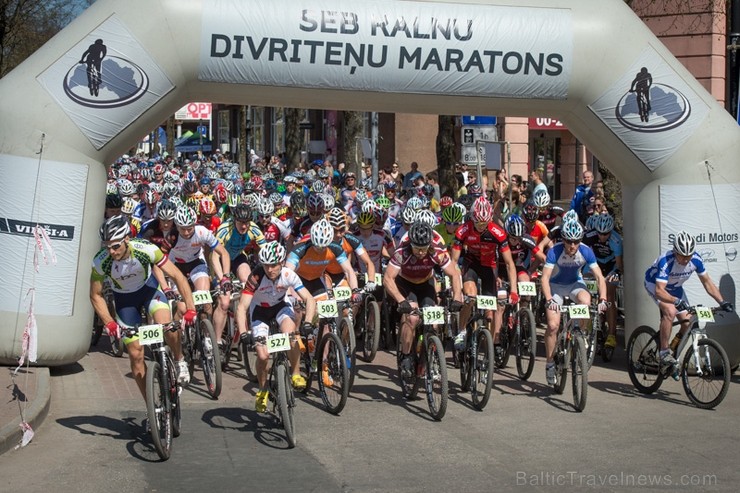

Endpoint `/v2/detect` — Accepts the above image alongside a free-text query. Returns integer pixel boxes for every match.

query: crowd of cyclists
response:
[91,150,733,420]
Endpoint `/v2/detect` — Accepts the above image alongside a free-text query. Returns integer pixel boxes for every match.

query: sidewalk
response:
[0,365,51,455]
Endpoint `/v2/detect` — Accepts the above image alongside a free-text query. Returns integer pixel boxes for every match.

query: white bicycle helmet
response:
[673,230,695,256]
[157,200,177,220]
[562,209,579,223]
[258,241,286,265]
[256,198,275,217]
[323,192,336,211]
[310,219,334,247]
[416,209,437,227]
[117,179,135,197]
[307,193,325,214]
[406,196,423,211]
[533,189,551,208]
[585,214,599,232]
[594,213,615,234]
[561,220,584,241]
[121,197,138,215]
[471,196,493,223]
[174,206,197,227]
[361,199,378,214]
[99,215,130,242]
[327,207,347,231]
[400,206,418,225]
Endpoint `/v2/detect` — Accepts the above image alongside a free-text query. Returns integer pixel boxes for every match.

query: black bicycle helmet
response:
[409,222,433,248]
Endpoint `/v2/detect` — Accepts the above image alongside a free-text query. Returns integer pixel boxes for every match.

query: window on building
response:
[272,107,285,155]
[251,107,264,157]
[218,110,229,152]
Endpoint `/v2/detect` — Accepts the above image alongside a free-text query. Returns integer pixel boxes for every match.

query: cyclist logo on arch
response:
[78,38,107,96]
[629,66,653,122]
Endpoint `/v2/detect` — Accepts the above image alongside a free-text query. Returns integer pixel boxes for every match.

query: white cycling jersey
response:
[168,225,219,264]
[243,265,305,307]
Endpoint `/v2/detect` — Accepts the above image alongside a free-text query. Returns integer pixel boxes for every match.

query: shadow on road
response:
[200,406,292,449]
[57,414,162,462]
[588,379,694,407]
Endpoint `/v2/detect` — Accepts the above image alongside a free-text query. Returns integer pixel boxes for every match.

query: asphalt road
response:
[1,336,738,493]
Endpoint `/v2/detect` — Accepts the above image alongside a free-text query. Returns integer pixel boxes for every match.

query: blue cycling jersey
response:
[644,251,706,296]
[545,243,599,285]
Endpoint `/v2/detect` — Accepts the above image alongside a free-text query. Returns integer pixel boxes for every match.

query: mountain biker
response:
[644,231,733,374]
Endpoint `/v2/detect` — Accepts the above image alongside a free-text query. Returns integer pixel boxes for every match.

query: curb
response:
[0,367,51,456]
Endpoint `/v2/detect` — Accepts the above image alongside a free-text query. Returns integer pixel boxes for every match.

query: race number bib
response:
[568,305,590,319]
[317,300,338,318]
[193,290,213,306]
[518,282,537,296]
[444,276,451,291]
[266,333,291,353]
[695,306,714,323]
[333,286,352,301]
[364,273,383,286]
[476,295,497,310]
[422,306,445,325]
[138,324,164,346]
[585,280,598,295]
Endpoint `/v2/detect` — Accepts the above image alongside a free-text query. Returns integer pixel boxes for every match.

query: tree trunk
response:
[342,111,364,178]
[166,115,175,157]
[436,115,457,197]
[598,162,623,232]
[284,108,302,173]
[239,105,248,174]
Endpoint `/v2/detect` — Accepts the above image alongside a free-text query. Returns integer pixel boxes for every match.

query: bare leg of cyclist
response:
[127,341,146,400]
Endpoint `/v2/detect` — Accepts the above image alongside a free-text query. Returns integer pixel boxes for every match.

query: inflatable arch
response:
[1,0,739,366]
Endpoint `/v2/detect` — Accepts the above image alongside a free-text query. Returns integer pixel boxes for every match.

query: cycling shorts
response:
[644,281,687,306]
[175,258,210,284]
[550,281,588,305]
[461,259,496,296]
[299,275,327,297]
[250,301,295,341]
[397,276,437,308]
[113,278,170,345]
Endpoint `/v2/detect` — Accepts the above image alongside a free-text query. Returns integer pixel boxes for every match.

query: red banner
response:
[528,117,566,130]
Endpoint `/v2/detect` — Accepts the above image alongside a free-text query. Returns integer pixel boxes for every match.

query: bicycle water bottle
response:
[416,334,424,355]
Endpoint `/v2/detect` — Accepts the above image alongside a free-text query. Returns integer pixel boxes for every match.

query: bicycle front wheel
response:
[495,306,513,369]
[515,308,537,380]
[360,299,381,363]
[145,361,172,461]
[339,317,356,391]
[276,362,297,448]
[471,328,493,411]
[681,338,730,409]
[571,334,588,412]
[241,334,258,383]
[553,329,569,395]
[585,316,598,369]
[317,332,349,415]
[425,335,448,421]
[199,318,222,399]
[627,326,664,394]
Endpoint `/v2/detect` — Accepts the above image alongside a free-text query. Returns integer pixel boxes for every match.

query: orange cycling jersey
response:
[325,233,365,275]
[528,220,549,245]
[286,239,349,280]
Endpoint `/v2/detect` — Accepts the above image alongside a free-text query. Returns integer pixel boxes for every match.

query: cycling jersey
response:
[326,233,366,275]
[538,206,564,230]
[215,220,266,260]
[243,265,304,307]
[583,230,622,273]
[388,240,451,284]
[452,220,510,268]
[139,219,178,253]
[133,202,157,223]
[291,216,317,239]
[91,239,167,293]
[355,230,392,272]
[199,215,221,234]
[644,251,707,296]
[545,243,598,285]
[286,240,348,280]
[527,220,549,246]
[498,233,540,278]
[168,225,219,264]
[433,223,457,249]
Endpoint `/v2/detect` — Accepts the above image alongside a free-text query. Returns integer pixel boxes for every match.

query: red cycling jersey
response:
[388,241,451,284]
[452,220,510,268]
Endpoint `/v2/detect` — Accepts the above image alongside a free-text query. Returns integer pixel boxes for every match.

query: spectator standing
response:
[570,170,594,223]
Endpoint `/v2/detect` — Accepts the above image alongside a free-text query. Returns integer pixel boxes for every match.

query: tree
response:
[436,115,457,197]
[342,111,364,177]
[283,107,302,172]
[165,115,175,157]
[0,0,79,77]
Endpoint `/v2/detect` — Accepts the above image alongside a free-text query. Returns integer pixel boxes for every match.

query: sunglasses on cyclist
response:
[563,239,580,245]
[106,241,125,251]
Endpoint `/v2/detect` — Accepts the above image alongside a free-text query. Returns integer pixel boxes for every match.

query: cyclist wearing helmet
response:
[541,220,607,385]
[533,190,564,231]
[90,215,197,404]
[521,200,550,251]
[583,213,624,349]
[384,222,463,375]
[199,177,212,197]
[105,193,123,219]
[290,192,327,243]
[215,202,266,293]
[391,205,418,248]
[435,201,466,249]
[198,197,221,233]
[236,241,317,411]
[354,211,393,278]
[254,198,290,246]
[451,196,518,360]
[324,208,376,292]
[133,189,160,224]
[139,199,179,252]
[644,231,732,374]
[339,172,358,211]
[500,214,546,284]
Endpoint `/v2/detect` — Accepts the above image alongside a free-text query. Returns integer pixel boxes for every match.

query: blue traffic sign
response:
[197,125,208,136]
[462,115,497,125]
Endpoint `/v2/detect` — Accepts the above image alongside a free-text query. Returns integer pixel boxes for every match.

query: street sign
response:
[197,125,208,136]
[462,115,497,125]
[461,125,495,145]
[461,144,486,164]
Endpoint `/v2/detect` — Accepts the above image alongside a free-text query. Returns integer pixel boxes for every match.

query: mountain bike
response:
[91,281,125,356]
[217,280,244,372]
[355,283,381,364]
[551,298,589,412]
[123,322,182,461]
[627,305,731,409]
[457,295,494,410]
[261,319,297,448]
[397,305,448,421]
[496,282,538,380]
[582,279,612,367]
[177,289,221,398]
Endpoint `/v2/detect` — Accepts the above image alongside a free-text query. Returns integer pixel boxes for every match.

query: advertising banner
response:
[199,0,573,100]
[589,47,709,171]
[0,155,88,316]
[659,184,739,306]
[37,15,174,150]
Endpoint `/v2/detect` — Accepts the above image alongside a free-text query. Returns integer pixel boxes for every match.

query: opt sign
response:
[175,102,212,121]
